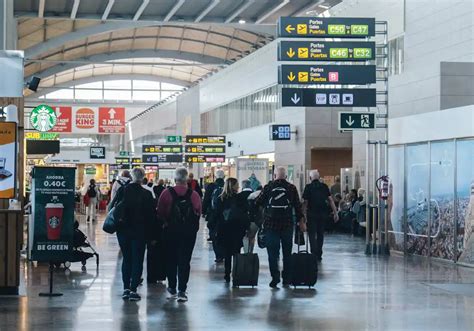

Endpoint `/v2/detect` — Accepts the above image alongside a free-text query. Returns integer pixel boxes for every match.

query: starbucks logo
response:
[49,216,60,229]
[31,105,57,132]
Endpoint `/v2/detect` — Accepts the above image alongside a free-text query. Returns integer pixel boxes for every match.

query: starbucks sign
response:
[31,104,57,132]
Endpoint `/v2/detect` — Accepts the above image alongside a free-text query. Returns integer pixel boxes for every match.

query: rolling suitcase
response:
[232,250,259,287]
[290,232,318,288]
[146,240,167,282]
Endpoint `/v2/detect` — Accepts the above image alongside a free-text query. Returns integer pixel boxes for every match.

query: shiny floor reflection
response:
[1,215,474,330]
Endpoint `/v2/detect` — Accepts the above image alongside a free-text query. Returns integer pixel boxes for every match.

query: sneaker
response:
[122,289,131,300]
[215,258,224,263]
[177,292,188,302]
[167,287,177,300]
[269,279,279,289]
[128,291,141,301]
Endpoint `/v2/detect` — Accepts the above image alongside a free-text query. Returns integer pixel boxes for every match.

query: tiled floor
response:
[1,215,474,330]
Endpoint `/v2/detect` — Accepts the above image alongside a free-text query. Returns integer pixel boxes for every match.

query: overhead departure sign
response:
[338,112,376,130]
[279,65,376,85]
[142,145,182,153]
[185,145,226,154]
[282,88,377,107]
[142,154,183,164]
[115,157,130,165]
[131,157,142,164]
[185,155,226,164]
[278,17,376,38]
[269,125,291,141]
[278,41,375,62]
[185,135,226,144]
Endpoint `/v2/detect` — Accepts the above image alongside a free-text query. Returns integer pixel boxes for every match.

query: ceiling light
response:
[319,4,330,9]
[238,19,246,24]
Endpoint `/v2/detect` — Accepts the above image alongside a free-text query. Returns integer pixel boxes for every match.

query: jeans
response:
[87,197,97,220]
[117,233,147,292]
[307,214,327,259]
[266,227,293,283]
[164,228,197,292]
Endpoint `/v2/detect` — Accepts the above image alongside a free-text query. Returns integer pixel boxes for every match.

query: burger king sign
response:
[75,108,95,130]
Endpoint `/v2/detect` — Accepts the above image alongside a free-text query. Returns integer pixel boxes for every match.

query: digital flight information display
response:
[278,41,375,62]
[278,17,375,38]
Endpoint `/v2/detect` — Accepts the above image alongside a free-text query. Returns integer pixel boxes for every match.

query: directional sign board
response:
[142,154,184,163]
[185,155,226,163]
[278,17,376,38]
[131,157,142,164]
[185,135,226,144]
[278,41,375,62]
[142,145,182,153]
[269,124,291,140]
[185,145,226,154]
[279,65,376,85]
[166,135,182,143]
[338,112,376,130]
[98,107,125,134]
[282,88,377,107]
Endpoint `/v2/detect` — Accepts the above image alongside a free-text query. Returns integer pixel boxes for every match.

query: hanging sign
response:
[98,107,125,134]
[50,106,72,133]
[30,105,57,132]
[31,167,76,262]
[278,41,376,62]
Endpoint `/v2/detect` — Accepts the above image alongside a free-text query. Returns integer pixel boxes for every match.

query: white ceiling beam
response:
[133,0,150,21]
[164,0,186,22]
[101,0,115,21]
[256,0,290,24]
[38,0,46,18]
[225,0,254,23]
[294,0,324,16]
[71,0,81,19]
[195,0,220,23]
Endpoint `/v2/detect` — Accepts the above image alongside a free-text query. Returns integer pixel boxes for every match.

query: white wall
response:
[226,124,275,157]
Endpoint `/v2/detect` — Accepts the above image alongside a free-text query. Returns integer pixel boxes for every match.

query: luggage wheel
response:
[64,261,71,269]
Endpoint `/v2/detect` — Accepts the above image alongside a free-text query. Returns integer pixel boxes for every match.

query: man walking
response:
[202,169,225,262]
[303,170,339,261]
[157,168,201,302]
[255,167,305,288]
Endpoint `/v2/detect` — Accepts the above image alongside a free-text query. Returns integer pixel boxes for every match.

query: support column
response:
[0,0,17,50]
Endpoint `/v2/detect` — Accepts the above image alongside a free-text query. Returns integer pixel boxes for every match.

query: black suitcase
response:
[232,252,259,287]
[290,232,318,288]
[147,241,167,282]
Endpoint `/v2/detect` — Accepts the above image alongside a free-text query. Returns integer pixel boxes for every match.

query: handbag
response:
[103,207,118,234]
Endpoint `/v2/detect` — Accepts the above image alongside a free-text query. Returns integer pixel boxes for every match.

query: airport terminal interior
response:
[0,0,474,330]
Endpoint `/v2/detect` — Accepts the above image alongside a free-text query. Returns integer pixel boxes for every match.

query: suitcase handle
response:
[296,227,309,254]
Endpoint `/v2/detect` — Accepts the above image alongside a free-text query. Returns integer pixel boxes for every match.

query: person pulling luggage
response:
[255,167,305,288]
[214,178,250,283]
[85,179,99,223]
[157,168,202,303]
[302,170,339,261]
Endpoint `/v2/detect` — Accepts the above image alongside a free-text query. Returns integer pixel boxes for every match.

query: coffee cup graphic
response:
[45,198,64,241]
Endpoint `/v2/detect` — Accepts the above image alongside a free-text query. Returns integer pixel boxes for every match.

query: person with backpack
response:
[302,170,339,261]
[110,170,131,202]
[157,167,202,303]
[110,167,156,301]
[202,169,225,263]
[255,167,305,288]
[85,179,99,223]
[245,184,263,254]
[214,178,250,283]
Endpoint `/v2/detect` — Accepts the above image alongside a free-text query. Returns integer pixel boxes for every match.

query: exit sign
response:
[338,112,376,131]
[166,135,182,143]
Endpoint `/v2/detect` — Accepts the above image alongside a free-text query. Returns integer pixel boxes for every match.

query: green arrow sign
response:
[338,112,376,131]
[166,135,182,143]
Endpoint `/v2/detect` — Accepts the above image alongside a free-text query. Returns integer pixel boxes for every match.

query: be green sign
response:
[31,167,76,262]
[30,105,57,132]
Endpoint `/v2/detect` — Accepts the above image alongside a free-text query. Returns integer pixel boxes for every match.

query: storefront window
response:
[430,141,455,260]
[456,139,474,263]
[406,143,430,256]
[388,146,404,252]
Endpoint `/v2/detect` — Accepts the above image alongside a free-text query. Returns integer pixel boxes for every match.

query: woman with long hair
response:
[215,177,250,283]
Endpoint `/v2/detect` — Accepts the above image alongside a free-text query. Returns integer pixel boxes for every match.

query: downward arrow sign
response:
[346,116,355,126]
[291,93,300,105]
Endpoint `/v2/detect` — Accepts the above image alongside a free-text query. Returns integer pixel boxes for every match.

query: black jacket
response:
[113,182,157,240]
[153,184,166,201]
[202,178,224,215]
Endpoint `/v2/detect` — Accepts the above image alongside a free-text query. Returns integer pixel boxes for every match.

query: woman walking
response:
[215,178,250,283]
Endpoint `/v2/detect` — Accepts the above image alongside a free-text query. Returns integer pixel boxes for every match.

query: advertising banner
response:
[236,158,269,186]
[51,106,72,133]
[31,167,76,262]
[0,122,17,198]
[98,107,125,134]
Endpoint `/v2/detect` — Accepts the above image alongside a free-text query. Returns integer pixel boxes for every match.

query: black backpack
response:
[308,181,329,214]
[265,184,292,219]
[168,187,198,226]
[87,185,97,198]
